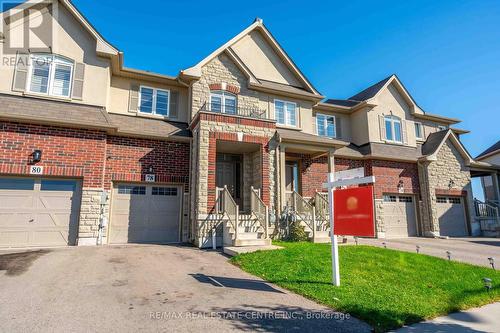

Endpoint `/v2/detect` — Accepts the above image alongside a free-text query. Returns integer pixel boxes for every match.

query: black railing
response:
[200,102,268,120]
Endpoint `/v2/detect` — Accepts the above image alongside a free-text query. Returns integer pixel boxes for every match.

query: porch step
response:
[223,245,283,257]
[233,238,272,247]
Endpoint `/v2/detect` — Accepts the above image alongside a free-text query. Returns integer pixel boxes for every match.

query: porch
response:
[470,166,500,237]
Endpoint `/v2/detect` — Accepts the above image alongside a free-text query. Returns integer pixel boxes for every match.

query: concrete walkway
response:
[394,302,500,333]
[0,245,370,333]
[355,237,500,267]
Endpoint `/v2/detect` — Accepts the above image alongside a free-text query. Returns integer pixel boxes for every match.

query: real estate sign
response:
[333,186,375,237]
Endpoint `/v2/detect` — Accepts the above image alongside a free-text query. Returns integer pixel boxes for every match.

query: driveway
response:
[356,237,500,267]
[0,245,370,333]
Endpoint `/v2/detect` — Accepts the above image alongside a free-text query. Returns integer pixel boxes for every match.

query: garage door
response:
[109,184,181,244]
[437,196,468,237]
[0,177,81,248]
[382,194,417,238]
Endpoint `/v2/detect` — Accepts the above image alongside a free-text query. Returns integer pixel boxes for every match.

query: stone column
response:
[279,144,287,210]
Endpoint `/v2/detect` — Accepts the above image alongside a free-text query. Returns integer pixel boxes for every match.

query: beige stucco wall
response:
[0,4,111,107]
[231,30,302,87]
[349,107,370,145]
[108,76,189,122]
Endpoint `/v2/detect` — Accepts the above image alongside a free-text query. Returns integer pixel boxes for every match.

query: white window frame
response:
[138,85,170,116]
[274,99,297,127]
[209,90,237,114]
[414,122,424,140]
[316,113,336,138]
[26,54,74,98]
[384,115,403,143]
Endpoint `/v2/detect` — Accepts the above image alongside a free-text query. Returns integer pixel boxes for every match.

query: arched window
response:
[384,115,402,142]
[210,91,236,115]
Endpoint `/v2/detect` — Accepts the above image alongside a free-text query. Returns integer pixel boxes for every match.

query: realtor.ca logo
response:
[1,0,58,63]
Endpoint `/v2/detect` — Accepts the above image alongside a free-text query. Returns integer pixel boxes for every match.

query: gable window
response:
[139,86,169,116]
[275,100,297,126]
[316,114,336,138]
[384,115,402,143]
[414,122,424,140]
[28,54,74,98]
[210,91,236,114]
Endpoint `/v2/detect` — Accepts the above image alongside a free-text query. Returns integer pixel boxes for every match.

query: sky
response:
[4,0,500,197]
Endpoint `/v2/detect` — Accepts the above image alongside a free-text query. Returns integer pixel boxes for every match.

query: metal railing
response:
[216,186,239,240]
[250,186,269,238]
[314,191,330,231]
[200,102,268,120]
[474,198,499,219]
[287,191,316,237]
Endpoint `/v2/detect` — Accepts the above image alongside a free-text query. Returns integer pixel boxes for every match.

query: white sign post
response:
[323,172,375,286]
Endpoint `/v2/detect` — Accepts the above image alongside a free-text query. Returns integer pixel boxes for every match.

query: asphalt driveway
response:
[0,245,370,333]
[356,237,500,267]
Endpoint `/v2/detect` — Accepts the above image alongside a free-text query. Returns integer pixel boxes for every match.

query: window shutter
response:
[71,62,85,100]
[12,52,29,92]
[169,90,179,119]
[402,120,408,144]
[335,117,342,139]
[128,84,140,113]
[379,115,386,140]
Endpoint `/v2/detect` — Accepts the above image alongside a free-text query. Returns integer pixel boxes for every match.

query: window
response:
[0,178,35,190]
[118,185,146,195]
[383,195,397,202]
[139,86,169,116]
[414,122,424,140]
[436,197,447,203]
[384,115,402,143]
[399,196,413,203]
[275,100,297,126]
[316,114,336,138]
[152,187,178,196]
[210,91,237,114]
[449,197,461,204]
[41,180,76,191]
[28,54,74,98]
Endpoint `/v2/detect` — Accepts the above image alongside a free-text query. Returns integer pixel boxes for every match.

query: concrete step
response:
[233,238,272,247]
[235,232,264,240]
[223,245,283,256]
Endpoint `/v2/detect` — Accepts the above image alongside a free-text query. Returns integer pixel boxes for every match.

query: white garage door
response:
[437,196,468,237]
[382,194,417,238]
[109,184,182,244]
[0,177,81,248]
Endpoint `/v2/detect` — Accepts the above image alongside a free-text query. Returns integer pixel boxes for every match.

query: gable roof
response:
[180,19,322,98]
[2,0,119,56]
[420,129,473,165]
[349,75,393,101]
[476,140,500,160]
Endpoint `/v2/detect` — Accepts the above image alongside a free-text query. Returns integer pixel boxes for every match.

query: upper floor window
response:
[384,115,402,143]
[275,100,297,126]
[414,122,424,140]
[28,54,73,98]
[210,91,236,114]
[316,114,336,138]
[139,86,169,116]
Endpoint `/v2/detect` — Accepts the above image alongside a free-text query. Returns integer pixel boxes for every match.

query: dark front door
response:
[216,154,242,206]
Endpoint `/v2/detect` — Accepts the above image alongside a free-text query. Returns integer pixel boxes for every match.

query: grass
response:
[231,242,500,332]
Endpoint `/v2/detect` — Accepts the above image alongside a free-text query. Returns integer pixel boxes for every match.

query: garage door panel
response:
[110,184,181,244]
[0,177,81,248]
[437,196,467,237]
[382,195,417,238]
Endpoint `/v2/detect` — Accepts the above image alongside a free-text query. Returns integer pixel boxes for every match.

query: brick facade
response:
[0,121,191,245]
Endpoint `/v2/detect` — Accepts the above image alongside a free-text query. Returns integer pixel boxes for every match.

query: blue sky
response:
[5,0,500,196]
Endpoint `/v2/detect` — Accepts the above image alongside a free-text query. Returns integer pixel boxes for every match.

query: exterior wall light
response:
[397,180,404,193]
[448,179,455,189]
[488,257,495,270]
[147,165,154,173]
[483,278,492,292]
[32,150,42,163]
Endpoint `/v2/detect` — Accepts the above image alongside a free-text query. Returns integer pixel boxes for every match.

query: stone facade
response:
[419,139,474,236]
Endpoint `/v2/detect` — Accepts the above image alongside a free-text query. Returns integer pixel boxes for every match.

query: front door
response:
[285,161,299,205]
[216,154,242,206]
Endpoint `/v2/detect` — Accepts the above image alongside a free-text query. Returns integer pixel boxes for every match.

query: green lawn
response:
[231,242,500,332]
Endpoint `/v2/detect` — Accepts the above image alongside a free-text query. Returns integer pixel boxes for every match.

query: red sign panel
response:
[333,186,375,237]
